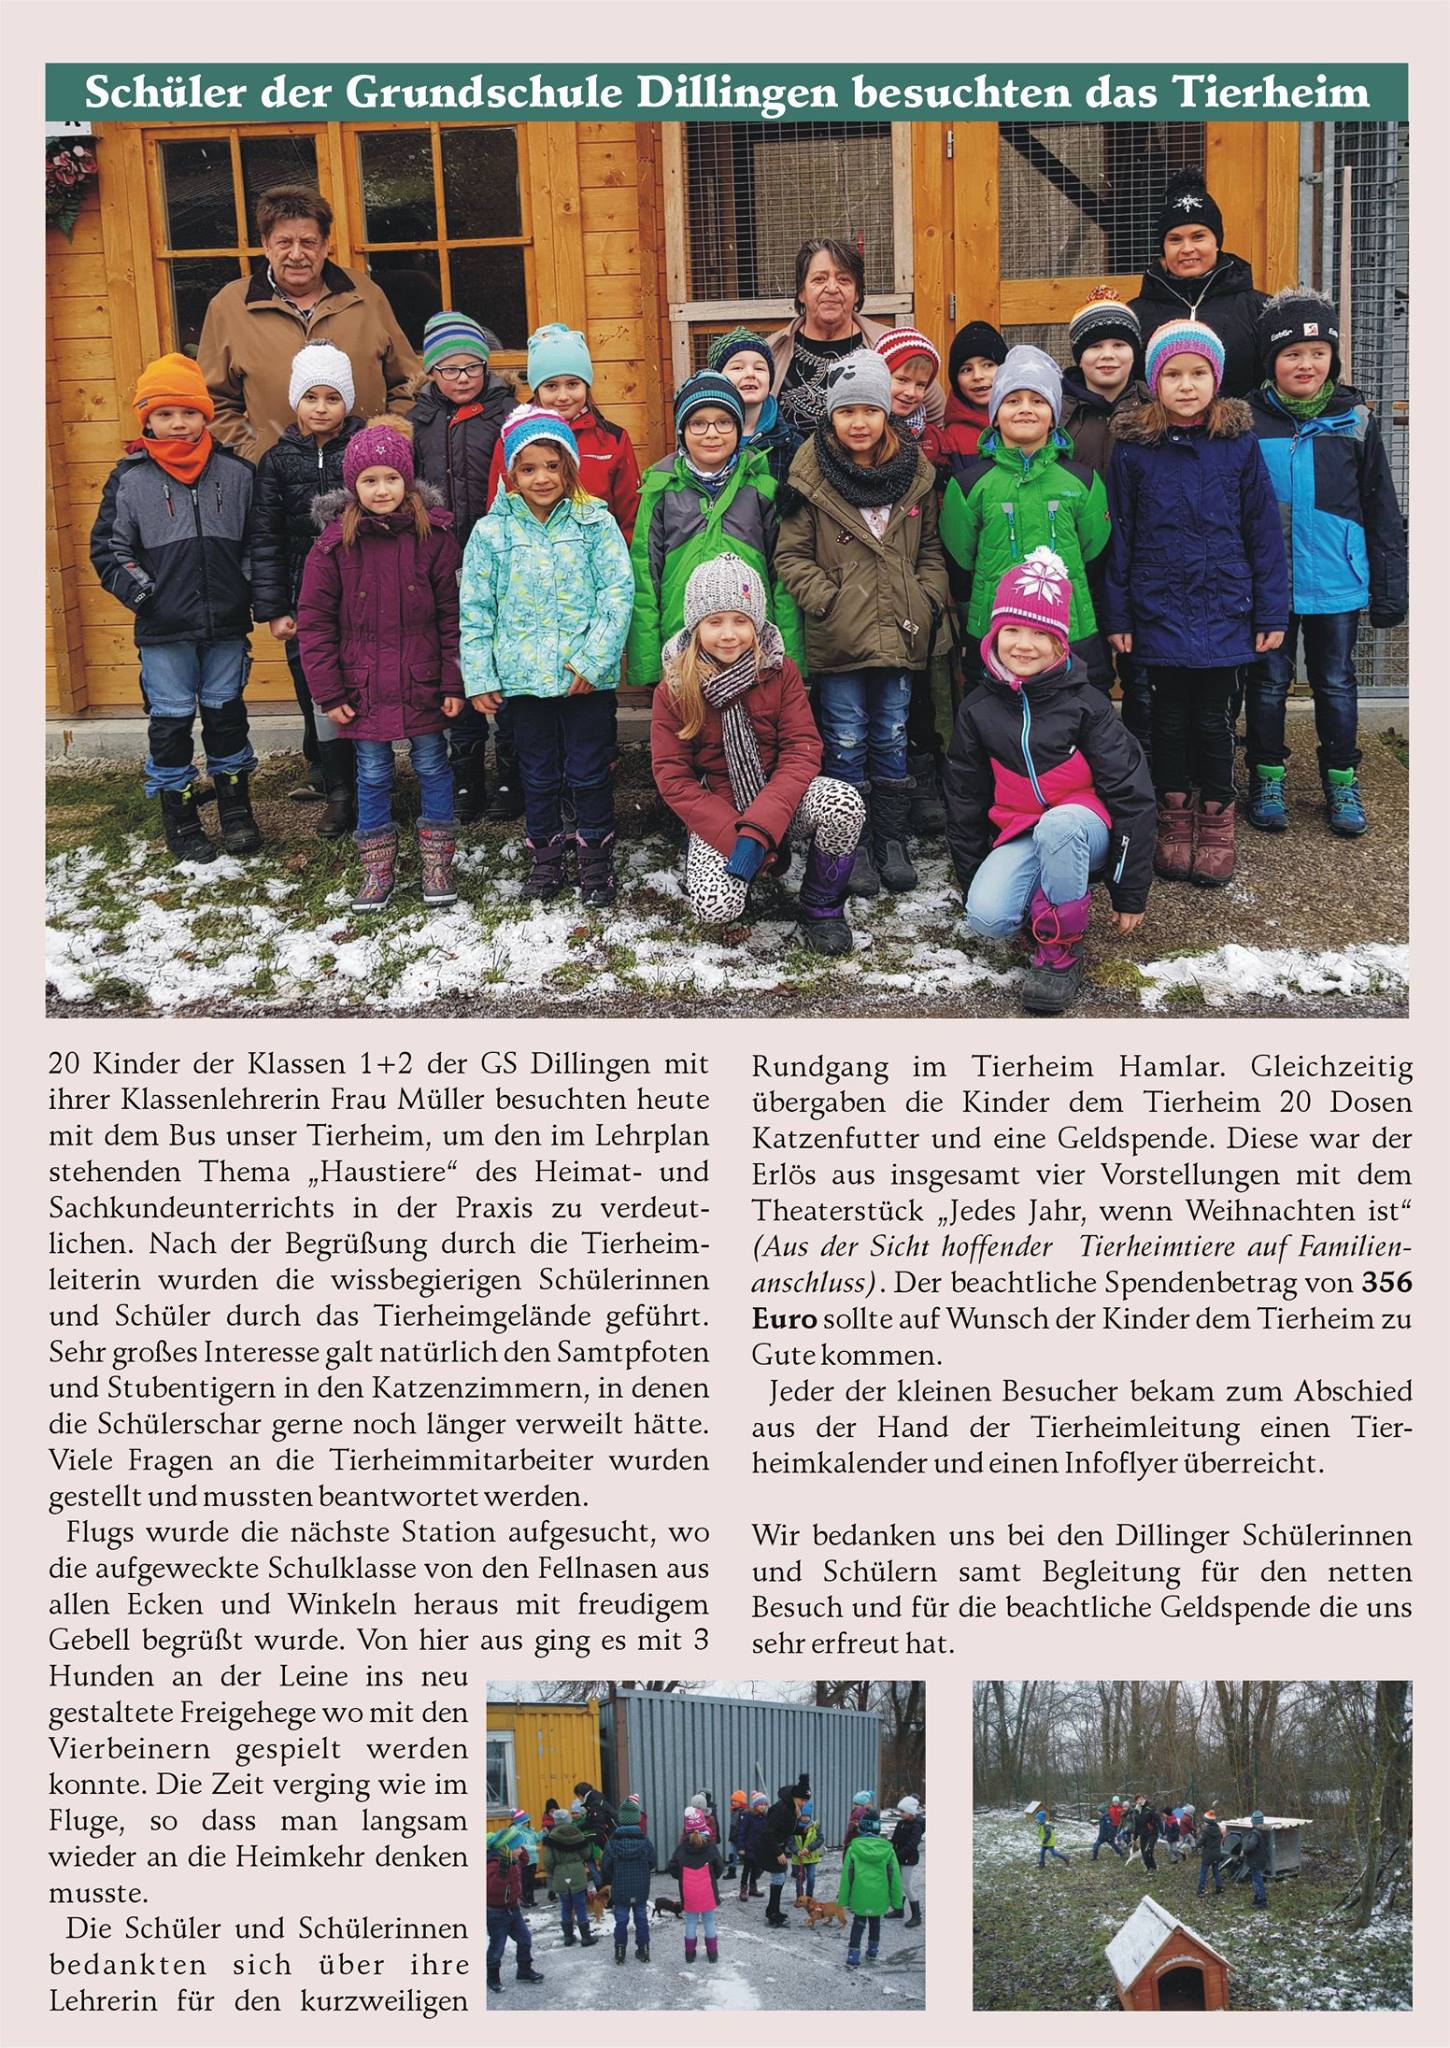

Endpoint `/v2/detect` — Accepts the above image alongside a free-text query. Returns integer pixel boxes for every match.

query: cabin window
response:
[485,1732,517,1810]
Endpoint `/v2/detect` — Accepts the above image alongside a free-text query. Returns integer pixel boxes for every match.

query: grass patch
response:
[1378,728,1409,769]
[1161,981,1206,1009]
[1090,958,1150,992]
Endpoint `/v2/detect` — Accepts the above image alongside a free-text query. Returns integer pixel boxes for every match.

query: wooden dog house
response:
[1106,1896,1230,2013]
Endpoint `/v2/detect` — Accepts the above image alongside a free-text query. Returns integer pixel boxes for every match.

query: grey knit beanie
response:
[683,552,767,635]
[825,349,893,418]
[990,345,1063,426]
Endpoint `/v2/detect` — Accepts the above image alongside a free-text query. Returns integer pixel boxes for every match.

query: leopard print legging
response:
[685,776,865,924]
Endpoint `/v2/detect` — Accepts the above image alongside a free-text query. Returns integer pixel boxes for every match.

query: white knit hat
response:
[289,343,355,413]
[683,552,767,635]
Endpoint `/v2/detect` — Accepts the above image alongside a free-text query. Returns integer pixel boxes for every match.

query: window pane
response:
[447,246,528,351]
[169,257,244,355]
[358,131,437,244]
[158,139,236,251]
[441,127,522,240]
[240,135,320,242]
[368,250,442,352]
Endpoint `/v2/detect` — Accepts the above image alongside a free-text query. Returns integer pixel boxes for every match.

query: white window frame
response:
[661,122,915,382]
[486,1730,517,1811]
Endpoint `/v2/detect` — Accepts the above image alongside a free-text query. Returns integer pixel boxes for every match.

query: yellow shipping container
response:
[487,1700,602,1838]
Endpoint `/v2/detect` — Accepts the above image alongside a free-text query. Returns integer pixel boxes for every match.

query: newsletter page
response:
[6,6,1447,2047]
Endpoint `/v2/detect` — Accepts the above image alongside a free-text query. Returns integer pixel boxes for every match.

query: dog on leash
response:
[804,1898,849,1930]
[586,1887,611,1921]
[651,1897,684,1920]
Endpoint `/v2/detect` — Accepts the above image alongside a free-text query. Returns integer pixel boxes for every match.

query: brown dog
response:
[791,1896,811,1910]
[804,1898,849,1930]
[586,1886,611,1922]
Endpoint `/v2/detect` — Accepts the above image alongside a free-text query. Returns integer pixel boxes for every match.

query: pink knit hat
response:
[877,326,941,376]
[981,548,1073,670]
[343,415,415,495]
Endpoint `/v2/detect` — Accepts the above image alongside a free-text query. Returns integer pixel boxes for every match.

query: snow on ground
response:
[495,1851,925,2013]
[45,831,1409,1017]
[972,1808,1411,2013]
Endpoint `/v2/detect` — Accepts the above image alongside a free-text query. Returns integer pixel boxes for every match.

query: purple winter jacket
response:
[296,486,463,742]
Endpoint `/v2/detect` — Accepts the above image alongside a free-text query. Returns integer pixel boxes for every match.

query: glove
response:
[724,834,768,882]
[1369,607,1406,630]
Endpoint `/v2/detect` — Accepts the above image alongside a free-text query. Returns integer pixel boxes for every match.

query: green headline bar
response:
[47,63,1409,125]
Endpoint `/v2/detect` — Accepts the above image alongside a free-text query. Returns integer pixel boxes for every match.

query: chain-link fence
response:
[685,121,897,303]
[998,123,1205,280]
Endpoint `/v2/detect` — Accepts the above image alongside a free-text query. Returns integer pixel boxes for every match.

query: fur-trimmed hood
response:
[1110,395,1254,446]
[311,477,448,531]
[659,618,786,687]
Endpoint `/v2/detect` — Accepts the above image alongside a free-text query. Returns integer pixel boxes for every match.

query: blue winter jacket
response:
[599,1825,655,1906]
[1246,383,1407,625]
[1102,397,1289,668]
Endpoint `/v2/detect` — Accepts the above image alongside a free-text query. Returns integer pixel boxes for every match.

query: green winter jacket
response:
[459,489,634,700]
[774,436,949,676]
[626,447,804,685]
[939,428,1111,642]
[540,1821,595,1896]
[791,1820,823,1866]
[840,1834,903,1916]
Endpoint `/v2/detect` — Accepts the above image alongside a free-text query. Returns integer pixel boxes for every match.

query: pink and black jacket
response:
[943,654,1156,913]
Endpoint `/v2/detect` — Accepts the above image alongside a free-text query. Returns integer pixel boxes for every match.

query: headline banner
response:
[48,62,1409,124]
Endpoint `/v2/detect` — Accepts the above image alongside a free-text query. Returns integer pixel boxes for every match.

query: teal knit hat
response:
[528,322,594,389]
[422,311,492,372]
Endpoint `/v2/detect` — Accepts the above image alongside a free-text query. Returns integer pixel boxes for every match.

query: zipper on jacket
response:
[190,482,214,639]
[1047,498,1059,552]
[1002,502,1019,561]
[1113,834,1129,885]
[1019,694,1045,806]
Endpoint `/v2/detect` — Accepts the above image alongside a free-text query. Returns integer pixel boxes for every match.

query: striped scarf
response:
[699,648,765,812]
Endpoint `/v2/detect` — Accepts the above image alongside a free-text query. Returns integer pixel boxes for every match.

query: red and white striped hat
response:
[876,326,941,375]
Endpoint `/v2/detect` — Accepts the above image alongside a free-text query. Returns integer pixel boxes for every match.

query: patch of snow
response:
[1138,942,1408,1010]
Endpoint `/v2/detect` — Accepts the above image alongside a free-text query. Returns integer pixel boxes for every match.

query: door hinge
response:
[948,293,957,322]
[945,127,954,160]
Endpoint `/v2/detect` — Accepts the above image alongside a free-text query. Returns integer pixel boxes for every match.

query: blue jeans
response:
[486,1904,532,1968]
[1038,1845,1070,1866]
[683,1909,718,1940]
[353,732,454,836]
[1198,1860,1223,1895]
[613,1900,650,1948]
[1245,610,1361,771]
[817,669,911,785]
[966,807,1110,937]
[508,690,617,843]
[138,639,255,795]
[794,1863,817,1897]
[559,1888,590,1934]
[848,1914,881,1956]
[1250,1867,1268,1906]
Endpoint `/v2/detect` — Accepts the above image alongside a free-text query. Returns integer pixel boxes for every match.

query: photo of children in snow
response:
[972,1681,1412,2013]
[58,160,1409,1017]
[485,1685,925,2012]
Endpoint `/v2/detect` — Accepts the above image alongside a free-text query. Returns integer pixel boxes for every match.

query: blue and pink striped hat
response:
[1144,318,1226,394]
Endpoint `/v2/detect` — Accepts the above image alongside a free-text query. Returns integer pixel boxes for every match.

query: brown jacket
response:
[198,261,421,459]
[774,437,950,677]
[765,313,946,426]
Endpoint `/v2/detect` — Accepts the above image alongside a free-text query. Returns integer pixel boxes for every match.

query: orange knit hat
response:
[134,353,214,425]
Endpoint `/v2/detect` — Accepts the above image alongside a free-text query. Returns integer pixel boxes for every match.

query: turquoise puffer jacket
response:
[459,488,634,699]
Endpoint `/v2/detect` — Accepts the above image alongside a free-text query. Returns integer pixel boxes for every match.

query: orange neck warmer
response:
[141,431,214,486]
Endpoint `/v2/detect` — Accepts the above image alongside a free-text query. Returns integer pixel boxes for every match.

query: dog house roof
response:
[1106,1896,1228,1991]
[1224,1815,1311,1829]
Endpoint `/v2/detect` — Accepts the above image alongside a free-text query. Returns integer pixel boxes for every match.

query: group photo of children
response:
[972,1680,1412,2014]
[46,118,1411,1017]
[485,1682,925,2012]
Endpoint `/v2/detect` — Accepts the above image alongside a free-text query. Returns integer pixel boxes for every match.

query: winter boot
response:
[1192,798,1236,886]
[886,1906,905,1919]
[1154,791,1195,881]
[486,1962,503,1991]
[523,833,571,901]
[417,821,458,908]
[578,1930,598,1948]
[907,749,946,835]
[451,754,488,827]
[705,1938,719,1963]
[796,840,856,956]
[1020,888,1092,1016]
[487,745,526,821]
[738,1880,750,1903]
[1324,765,1368,836]
[872,778,919,891]
[351,828,397,912]
[866,1944,880,1966]
[316,741,356,838]
[847,790,880,898]
[1247,763,1288,832]
[213,772,262,855]
[907,1902,922,1928]
[158,786,217,865]
[846,1947,861,1969]
[515,1955,544,1984]
[562,1927,576,1947]
[684,1938,698,1963]
[636,1943,650,1963]
[575,832,617,909]
[614,1941,626,1964]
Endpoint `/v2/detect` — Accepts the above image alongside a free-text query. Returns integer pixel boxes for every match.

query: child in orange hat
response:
[90,354,260,863]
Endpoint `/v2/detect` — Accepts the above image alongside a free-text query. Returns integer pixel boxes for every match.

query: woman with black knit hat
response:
[1126,169,1268,399]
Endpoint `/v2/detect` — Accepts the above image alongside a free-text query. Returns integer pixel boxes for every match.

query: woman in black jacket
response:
[1127,170,1268,400]
[759,1774,810,1927]
[250,347,365,833]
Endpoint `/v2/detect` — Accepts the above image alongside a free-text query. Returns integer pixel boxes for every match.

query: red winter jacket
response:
[487,409,642,542]
[296,490,462,742]
[486,1852,523,1910]
[650,626,822,864]
[922,390,989,474]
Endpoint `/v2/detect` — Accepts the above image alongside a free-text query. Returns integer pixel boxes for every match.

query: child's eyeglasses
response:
[435,364,485,380]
